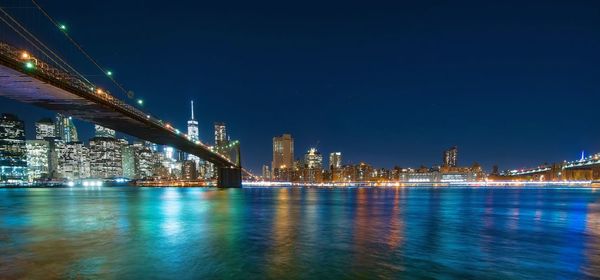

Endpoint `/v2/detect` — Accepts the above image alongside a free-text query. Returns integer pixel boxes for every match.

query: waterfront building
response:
[181,160,197,180]
[89,137,123,178]
[340,164,357,182]
[400,171,440,183]
[373,168,391,181]
[26,140,49,181]
[58,141,90,180]
[356,162,373,181]
[35,118,55,140]
[47,138,64,179]
[198,161,215,179]
[303,148,323,182]
[55,114,78,142]
[132,141,156,179]
[272,134,294,181]
[0,113,27,182]
[262,164,271,180]
[329,152,342,170]
[122,145,136,179]
[329,152,342,181]
[94,124,116,138]
[443,146,458,167]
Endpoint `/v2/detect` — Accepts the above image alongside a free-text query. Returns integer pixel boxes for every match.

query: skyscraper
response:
[0,114,27,182]
[304,148,323,182]
[305,148,323,169]
[329,152,342,170]
[188,101,199,142]
[187,101,201,166]
[26,140,49,181]
[89,137,123,178]
[272,134,294,181]
[122,145,136,179]
[214,122,228,147]
[94,124,116,138]
[55,114,78,142]
[131,141,154,179]
[35,118,55,140]
[443,146,458,167]
[181,160,197,180]
[58,141,90,180]
[262,164,271,180]
[329,152,342,182]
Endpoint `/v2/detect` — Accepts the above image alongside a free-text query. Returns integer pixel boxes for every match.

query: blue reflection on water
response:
[0,186,600,279]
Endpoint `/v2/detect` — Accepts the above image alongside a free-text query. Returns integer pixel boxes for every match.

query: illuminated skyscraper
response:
[305,148,323,169]
[303,148,323,182]
[122,145,136,179]
[187,101,201,166]
[181,160,197,180]
[329,152,342,170]
[55,114,78,142]
[58,141,90,179]
[272,134,294,181]
[188,101,199,142]
[89,137,123,178]
[262,164,271,180]
[132,141,156,179]
[214,122,228,147]
[329,152,342,182]
[35,118,55,140]
[94,124,116,138]
[26,140,49,181]
[0,114,27,182]
[443,146,458,167]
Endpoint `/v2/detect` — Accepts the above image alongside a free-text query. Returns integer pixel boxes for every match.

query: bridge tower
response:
[217,145,242,188]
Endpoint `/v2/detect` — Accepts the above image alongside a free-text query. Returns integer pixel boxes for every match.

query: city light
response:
[20,51,30,60]
[137,99,143,105]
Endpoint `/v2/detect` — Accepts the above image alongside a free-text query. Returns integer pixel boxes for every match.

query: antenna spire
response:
[190,100,194,120]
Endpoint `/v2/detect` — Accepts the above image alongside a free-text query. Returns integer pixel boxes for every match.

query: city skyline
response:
[4,110,599,185]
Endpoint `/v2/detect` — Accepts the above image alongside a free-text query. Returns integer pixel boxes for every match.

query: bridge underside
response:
[0,63,241,187]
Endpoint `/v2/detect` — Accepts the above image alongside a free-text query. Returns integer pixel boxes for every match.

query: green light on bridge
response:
[137,99,144,105]
[24,61,35,70]
[59,24,67,31]
[106,70,113,76]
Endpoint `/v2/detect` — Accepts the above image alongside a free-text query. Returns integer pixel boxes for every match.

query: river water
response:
[1,186,599,279]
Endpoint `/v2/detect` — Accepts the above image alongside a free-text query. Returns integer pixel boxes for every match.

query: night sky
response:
[1,0,600,173]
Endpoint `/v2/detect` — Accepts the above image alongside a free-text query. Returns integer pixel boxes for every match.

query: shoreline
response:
[1,181,597,189]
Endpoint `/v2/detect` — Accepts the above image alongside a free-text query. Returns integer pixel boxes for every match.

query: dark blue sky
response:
[1,0,600,173]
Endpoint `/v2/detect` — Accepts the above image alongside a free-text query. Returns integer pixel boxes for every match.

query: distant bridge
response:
[0,42,243,187]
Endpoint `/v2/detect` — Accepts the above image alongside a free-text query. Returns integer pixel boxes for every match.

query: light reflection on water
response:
[1,187,600,279]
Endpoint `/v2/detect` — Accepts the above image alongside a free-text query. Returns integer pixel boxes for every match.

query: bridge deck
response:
[0,45,234,168]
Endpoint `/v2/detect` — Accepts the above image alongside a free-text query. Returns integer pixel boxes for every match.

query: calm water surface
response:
[1,186,600,279]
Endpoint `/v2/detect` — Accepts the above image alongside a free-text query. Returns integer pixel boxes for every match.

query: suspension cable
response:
[30,0,128,95]
[0,6,91,84]
[0,11,71,73]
